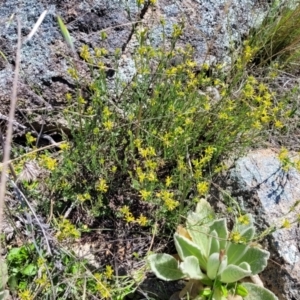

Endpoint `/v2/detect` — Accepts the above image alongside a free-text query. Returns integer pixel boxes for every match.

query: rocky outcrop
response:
[227,149,300,300]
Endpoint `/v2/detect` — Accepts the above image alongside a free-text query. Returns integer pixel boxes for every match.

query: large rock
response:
[228,149,300,300]
[0,0,266,134]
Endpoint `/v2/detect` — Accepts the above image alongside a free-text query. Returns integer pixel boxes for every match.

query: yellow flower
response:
[77,194,86,202]
[103,106,112,118]
[164,198,179,211]
[103,120,114,131]
[238,214,250,225]
[275,120,284,129]
[281,218,291,229]
[252,120,262,129]
[185,118,193,126]
[40,155,57,171]
[177,157,187,172]
[95,47,108,57]
[144,160,158,170]
[78,96,86,104]
[147,146,156,156]
[125,212,135,223]
[18,290,34,300]
[96,178,108,193]
[165,176,173,187]
[59,142,70,151]
[139,148,148,158]
[140,189,151,201]
[35,273,50,288]
[278,147,289,162]
[230,231,242,243]
[67,68,78,80]
[218,112,229,120]
[120,205,130,215]
[26,132,36,145]
[136,214,148,226]
[80,44,91,62]
[134,138,142,149]
[174,126,184,135]
[65,92,72,101]
[147,171,157,182]
[197,181,209,195]
[105,265,114,279]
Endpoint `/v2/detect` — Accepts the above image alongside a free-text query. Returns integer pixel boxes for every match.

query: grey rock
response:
[228,149,300,300]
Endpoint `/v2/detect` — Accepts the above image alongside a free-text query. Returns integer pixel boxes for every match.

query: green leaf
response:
[186,212,211,259]
[220,263,252,283]
[57,15,75,52]
[194,198,215,220]
[7,275,18,290]
[209,218,228,250]
[174,233,206,269]
[179,256,206,279]
[208,230,220,256]
[226,242,248,265]
[233,246,270,275]
[207,253,221,280]
[7,248,21,262]
[242,282,278,300]
[148,254,185,281]
[22,264,37,276]
[131,179,140,190]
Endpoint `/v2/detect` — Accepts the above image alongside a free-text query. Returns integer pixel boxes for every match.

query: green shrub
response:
[50,20,287,228]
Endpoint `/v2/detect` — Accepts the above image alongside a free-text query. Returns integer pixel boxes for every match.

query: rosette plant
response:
[148,199,278,300]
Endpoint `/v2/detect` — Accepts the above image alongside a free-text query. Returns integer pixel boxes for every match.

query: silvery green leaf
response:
[220,263,252,283]
[174,233,206,269]
[208,230,220,256]
[194,198,215,220]
[233,246,270,275]
[209,218,228,250]
[148,253,185,281]
[179,256,206,279]
[242,282,278,300]
[207,252,221,280]
[226,242,249,265]
[186,212,211,258]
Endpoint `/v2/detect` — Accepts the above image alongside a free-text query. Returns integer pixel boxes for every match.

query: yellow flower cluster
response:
[119,206,148,226]
[94,273,111,298]
[77,192,91,202]
[80,44,91,62]
[39,154,57,171]
[95,178,108,193]
[238,214,250,225]
[18,290,34,300]
[156,190,179,211]
[196,181,209,195]
[55,217,80,242]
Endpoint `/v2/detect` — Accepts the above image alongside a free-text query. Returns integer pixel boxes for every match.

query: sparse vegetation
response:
[1,0,300,299]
